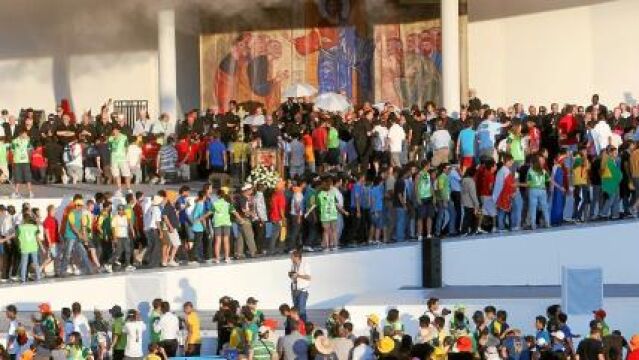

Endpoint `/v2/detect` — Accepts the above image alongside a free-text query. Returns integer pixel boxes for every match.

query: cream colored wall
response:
[467,0,639,108]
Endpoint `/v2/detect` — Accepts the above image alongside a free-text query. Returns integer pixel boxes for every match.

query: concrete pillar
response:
[158,8,177,121]
[442,0,461,115]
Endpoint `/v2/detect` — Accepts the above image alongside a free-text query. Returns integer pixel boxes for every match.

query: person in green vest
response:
[434,164,452,237]
[18,213,42,283]
[65,331,92,360]
[525,155,551,229]
[11,129,34,198]
[62,199,94,276]
[198,187,241,264]
[316,175,349,251]
[416,160,435,240]
[600,146,623,219]
[109,305,126,360]
[506,122,525,169]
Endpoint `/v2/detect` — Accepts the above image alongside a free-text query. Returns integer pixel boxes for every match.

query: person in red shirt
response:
[311,124,328,170]
[558,105,579,150]
[269,182,286,255]
[30,145,47,183]
[41,204,59,275]
[526,117,541,154]
[475,158,496,233]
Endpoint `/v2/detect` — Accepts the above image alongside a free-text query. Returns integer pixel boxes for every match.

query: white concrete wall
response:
[441,221,639,286]
[0,243,422,311]
[467,0,639,107]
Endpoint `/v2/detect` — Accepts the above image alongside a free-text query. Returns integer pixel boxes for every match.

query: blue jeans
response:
[394,207,407,241]
[292,289,309,322]
[497,208,510,230]
[62,237,92,273]
[20,252,41,282]
[528,189,550,229]
[601,193,620,218]
[511,191,523,229]
[447,200,457,235]
[435,202,449,235]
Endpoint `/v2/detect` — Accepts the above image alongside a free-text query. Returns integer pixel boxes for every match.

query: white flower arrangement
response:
[246,164,281,190]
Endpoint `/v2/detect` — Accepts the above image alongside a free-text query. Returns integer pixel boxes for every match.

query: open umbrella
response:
[282,83,317,98]
[315,92,351,113]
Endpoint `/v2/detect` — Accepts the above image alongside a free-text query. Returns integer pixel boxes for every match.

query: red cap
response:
[593,309,607,319]
[456,336,473,352]
[38,303,51,314]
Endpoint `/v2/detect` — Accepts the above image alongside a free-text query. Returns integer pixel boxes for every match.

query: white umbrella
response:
[243,114,265,127]
[315,92,351,113]
[282,83,318,98]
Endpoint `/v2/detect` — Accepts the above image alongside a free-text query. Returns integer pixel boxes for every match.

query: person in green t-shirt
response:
[148,299,162,344]
[107,126,132,195]
[416,161,435,240]
[18,213,42,283]
[198,188,241,264]
[506,123,525,166]
[326,122,340,171]
[109,305,127,358]
[434,164,451,237]
[317,176,348,251]
[11,129,33,198]
[252,326,276,360]
[525,155,551,229]
[0,139,9,183]
[66,331,92,360]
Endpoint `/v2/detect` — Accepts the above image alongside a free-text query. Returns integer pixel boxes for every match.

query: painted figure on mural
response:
[215,32,288,112]
[404,29,441,108]
[290,0,373,101]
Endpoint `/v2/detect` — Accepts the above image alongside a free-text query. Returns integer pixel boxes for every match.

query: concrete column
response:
[158,8,177,121]
[442,0,461,115]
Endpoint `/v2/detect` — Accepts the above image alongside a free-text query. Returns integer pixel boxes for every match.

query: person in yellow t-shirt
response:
[145,343,164,360]
[572,145,591,222]
[183,302,201,356]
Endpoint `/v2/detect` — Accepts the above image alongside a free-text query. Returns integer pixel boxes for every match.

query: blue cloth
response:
[176,195,189,225]
[207,140,226,167]
[350,183,364,210]
[449,169,462,192]
[458,128,476,157]
[191,202,205,233]
[370,184,384,212]
[550,167,566,225]
[528,189,550,229]
[394,207,407,241]
[361,185,371,209]
[503,336,530,360]
[536,330,551,346]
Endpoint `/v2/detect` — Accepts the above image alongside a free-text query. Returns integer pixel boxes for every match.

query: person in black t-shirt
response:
[576,329,604,360]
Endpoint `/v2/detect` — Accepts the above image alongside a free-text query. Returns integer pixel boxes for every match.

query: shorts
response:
[13,163,32,183]
[111,161,131,178]
[419,198,435,218]
[370,211,384,228]
[461,156,474,169]
[372,150,389,165]
[327,148,340,165]
[210,165,225,173]
[321,220,337,231]
[165,228,181,247]
[214,226,231,236]
[481,196,497,216]
[431,148,450,167]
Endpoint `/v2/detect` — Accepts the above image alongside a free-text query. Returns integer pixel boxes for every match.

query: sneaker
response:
[302,246,315,252]
[205,259,213,265]
[224,258,232,264]
[11,192,19,199]
[126,189,133,194]
[168,261,179,267]
[66,267,74,275]
[476,229,488,234]
[114,261,122,268]
[213,259,220,264]
[105,264,113,273]
[188,261,199,265]
[125,265,136,272]
[28,192,34,198]
[73,268,81,276]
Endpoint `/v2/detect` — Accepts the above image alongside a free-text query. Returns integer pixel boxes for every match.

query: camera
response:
[441,308,452,316]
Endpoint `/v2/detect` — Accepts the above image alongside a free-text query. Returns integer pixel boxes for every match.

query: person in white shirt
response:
[123,309,147,359]
[143,196,164,268]
[64,138,84,184]
[71,302,92,348]
[5,304,18,358]
[153,301,180,357]
[289,250,311,322]
[107,205,135,273]
[387,116,406,167]
[127,138,143,184]
[591,118,612,155]
[430,121,452,167]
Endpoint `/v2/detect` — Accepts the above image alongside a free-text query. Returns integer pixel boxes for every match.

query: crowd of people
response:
[1,296,637,360]
[1,92,639,281]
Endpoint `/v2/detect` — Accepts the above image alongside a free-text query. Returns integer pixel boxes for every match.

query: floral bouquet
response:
[246,164,281,190]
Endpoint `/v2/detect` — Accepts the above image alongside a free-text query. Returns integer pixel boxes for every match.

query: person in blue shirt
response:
[176,185,192,258]
[535,316,551,349]
[456,119,476,171]
[206,133,227,173]
[189,191,207,263]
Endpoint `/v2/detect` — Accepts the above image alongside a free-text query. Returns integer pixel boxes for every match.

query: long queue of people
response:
[1,297,637,360]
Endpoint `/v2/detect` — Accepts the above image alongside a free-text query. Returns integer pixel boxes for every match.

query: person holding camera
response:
[289,250,311,322]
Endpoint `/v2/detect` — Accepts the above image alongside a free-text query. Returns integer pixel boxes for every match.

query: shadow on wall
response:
[468,0,617,22]
[174,278,198,307]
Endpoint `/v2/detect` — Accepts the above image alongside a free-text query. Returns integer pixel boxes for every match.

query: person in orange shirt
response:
[301,128,315,173]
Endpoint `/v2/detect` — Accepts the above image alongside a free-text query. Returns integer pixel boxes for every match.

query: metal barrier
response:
[113,100,148,128]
